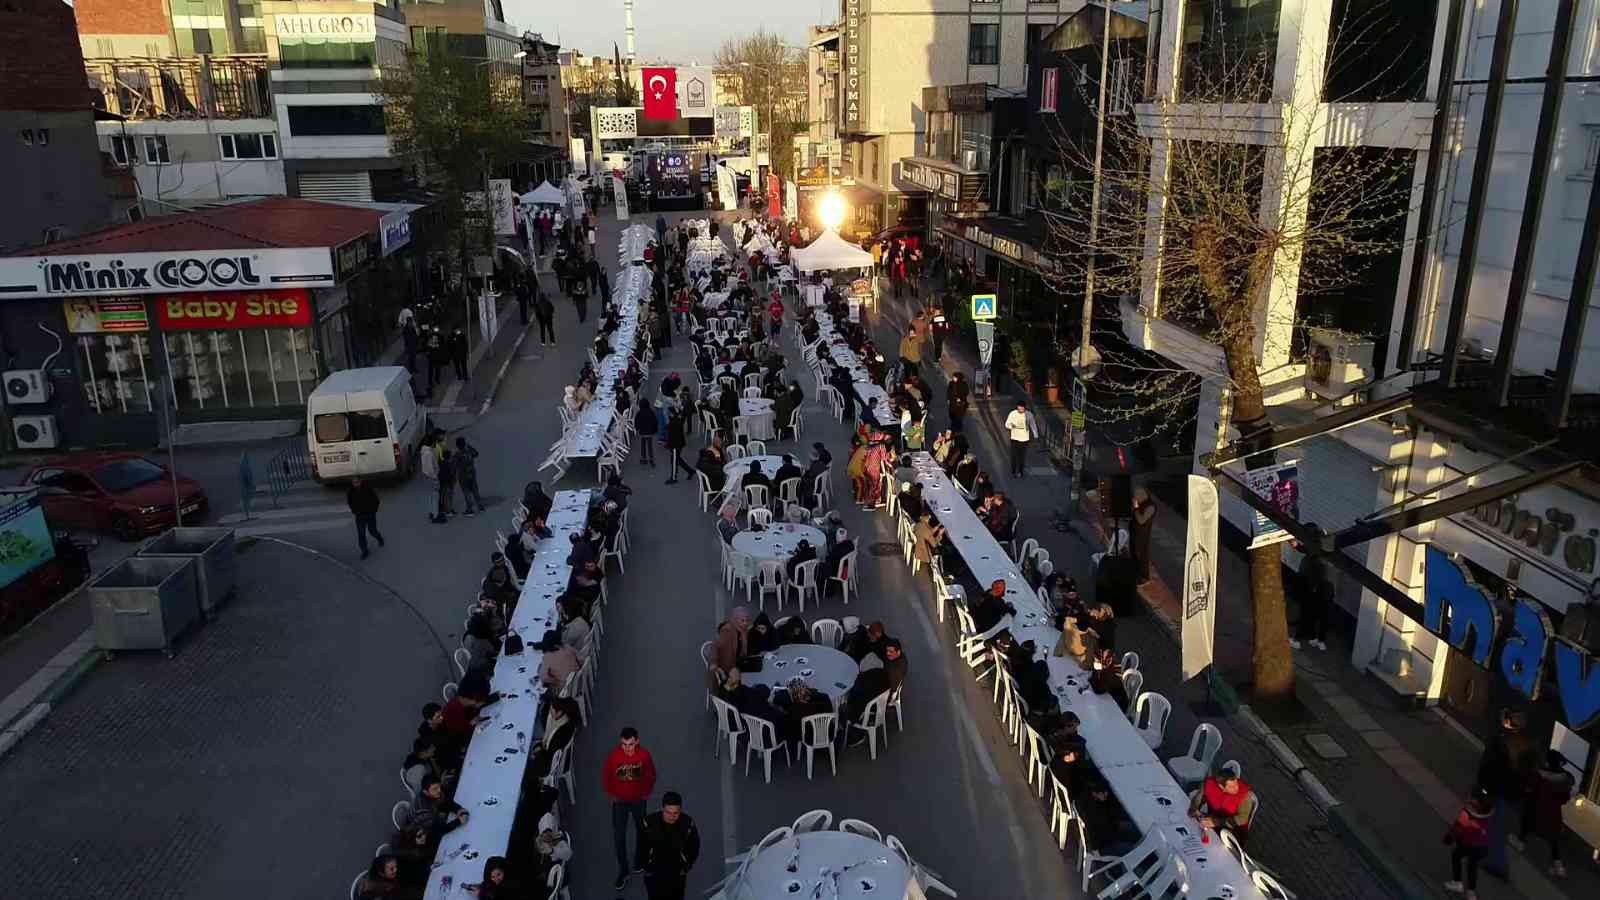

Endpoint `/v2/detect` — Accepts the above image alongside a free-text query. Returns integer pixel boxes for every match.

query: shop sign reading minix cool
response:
[0,248,336,298]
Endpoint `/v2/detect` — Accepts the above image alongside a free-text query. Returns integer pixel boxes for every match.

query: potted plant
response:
[1043,359,1065,406]
[1008,338,1034,396]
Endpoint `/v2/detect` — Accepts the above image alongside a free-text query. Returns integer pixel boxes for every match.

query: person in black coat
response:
[823,529,856,586]
[634,396,658,467]
[347,477,384,559]
[664,409,691,484]
[774,454,804,491]
[784,539,817,581]
[639,793,700,900]
[947,372,971,432]
[740,461,772,494]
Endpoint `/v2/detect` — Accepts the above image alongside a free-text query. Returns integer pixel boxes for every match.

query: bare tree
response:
[713,30,808,179]
[1044,14,1418,701]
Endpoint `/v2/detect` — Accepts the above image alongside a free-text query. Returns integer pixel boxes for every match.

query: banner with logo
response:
[156,289,313,330]
[784,180,798,221]
[676,67,714,118]
[1244,460,1301,549]
[0,249,335,298]
[63,298,149,333]
[612,173,630,221]
[478,290,498,344]
[717,165,737,211]
[0,493,56,592]
[975,321,995,367]
[1182,475,1220,681]
[641,67,677,120]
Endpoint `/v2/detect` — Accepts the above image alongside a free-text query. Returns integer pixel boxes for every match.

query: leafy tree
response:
[714,30,808,179]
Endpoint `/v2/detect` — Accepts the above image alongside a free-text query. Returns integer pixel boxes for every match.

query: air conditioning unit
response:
[12,414,58,449]
[3,369,51,404]
[1304,326,1376,400]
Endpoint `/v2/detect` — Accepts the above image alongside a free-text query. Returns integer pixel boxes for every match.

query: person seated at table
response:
[603,473,633,512]
[1087,647,1131,710]
[481,553,519,609]
[465,855,525,900]
[717,668,781,723]
[1074,777,1141,857]
[715,384,740,429]
[971,579,1018,636]
[358,855,423,900]
[828,365,858,416]
[557,595,591,651]
[1054,614,1100,672]
[747,611,780,653]
[953,453,980,493]
[573,380,595,408]
[713,607,753,679]
[526,696,581,778]
[1005,636,1061,716]
[1189,770,1259,841]
[785,538,818,581]
[538,635,581,690]
[408,773,467,836]
[1050,734,1092,793]
[767,614,807,647]
[695,349,715,382]
[801,316,820,344]
[839,641,906,747]
[716,502,742,545]
[899,482,926,520]
[698,437,728,491]
[566,560,605,610]
[741,461,773,497]
[799,451,829,510]
[931,429,955,464]
[595,498,625,550]
[505,519,541,578]
[822,527,856,591]
[417,702,456,758]
[386,825,436,886]
[843,620,888,663]
[860,396,886,430]
[526,823,574,888]
[402,736,456,802]
[1084,601,1118,652]
[983,492,1018,542]
[563,385,585,417]
[463,610,501,677]
[772,453,803,489]
[522,481,554,520]
[773,678,834,746]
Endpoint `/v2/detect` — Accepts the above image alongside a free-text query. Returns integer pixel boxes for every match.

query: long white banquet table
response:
[812,310,895,427]
[424,489,593,900]
[551,245,647,471]
[905,453,1262,900]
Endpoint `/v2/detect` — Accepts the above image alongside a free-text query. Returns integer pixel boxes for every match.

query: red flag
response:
[642,67,677,120]
[767,174,781,219]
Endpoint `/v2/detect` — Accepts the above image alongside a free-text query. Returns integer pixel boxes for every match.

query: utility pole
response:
[1069,1,1113,505]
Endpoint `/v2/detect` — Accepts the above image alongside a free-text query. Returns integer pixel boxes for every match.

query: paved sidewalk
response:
[871,279,1599,898]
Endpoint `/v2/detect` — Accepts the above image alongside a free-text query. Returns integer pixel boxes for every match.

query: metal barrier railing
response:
[264,441,313,509]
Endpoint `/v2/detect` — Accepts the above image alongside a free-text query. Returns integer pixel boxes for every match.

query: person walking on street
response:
[602,727,658,891]
[1291,541,1331,650]
[634,396,658,467]
[514,277,530,325]
[346,477,384,559]
[1477,708,1536,880]
[640,792,700,900]
[1131,486,1157,585]
[402,317,419,373]
[598,265,611,303]
[436,448,457,521]
[535,288,556,346]
[454,437,483,516]
[664,407,692,484]
[426,326,445,395]
[587,255,602,295]
[1004,402,1038,478]
[571,272,590,323]
[448,328,469,381]
[1444,787,1493,899]
[947,371,970,433]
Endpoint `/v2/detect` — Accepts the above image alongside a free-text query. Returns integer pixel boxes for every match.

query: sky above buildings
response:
[503,0,823,63]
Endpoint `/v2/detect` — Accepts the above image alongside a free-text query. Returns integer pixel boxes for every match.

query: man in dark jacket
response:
[454,437,483,516]
[639,792,699,900]
[947,371,971,432]
[535,286,556,346]
[785,539,817,581]
[347,477,384,559]
[774,454,804,491]
[447,328,468,381]
[1478,708,1537,878]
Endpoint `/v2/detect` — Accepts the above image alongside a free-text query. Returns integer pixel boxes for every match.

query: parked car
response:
[20,453,208,541]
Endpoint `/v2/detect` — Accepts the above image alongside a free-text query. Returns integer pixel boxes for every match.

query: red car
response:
[21,453,208,541]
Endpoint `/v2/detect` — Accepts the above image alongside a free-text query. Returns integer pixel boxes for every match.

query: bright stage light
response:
[817,191,847,231]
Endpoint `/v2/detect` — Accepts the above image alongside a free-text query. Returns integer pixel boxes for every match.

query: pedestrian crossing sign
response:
[970,293,997,321]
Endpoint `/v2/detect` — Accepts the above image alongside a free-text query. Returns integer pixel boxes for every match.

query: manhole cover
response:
[1303,732,1348,759]
[869,541,901,557]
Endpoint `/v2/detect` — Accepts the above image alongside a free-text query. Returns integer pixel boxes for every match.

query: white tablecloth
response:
[743,644,859,707]
[730,523,826,579]
[737,397,777,441]
[814,311,894,427]
[722,455,789,486]
[560,256,645,463]
[724,831,921,900]
[906,455,1260,900]
[424,489,593,900]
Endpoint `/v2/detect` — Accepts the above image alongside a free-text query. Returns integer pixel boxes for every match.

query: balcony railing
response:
[85,56,274,121]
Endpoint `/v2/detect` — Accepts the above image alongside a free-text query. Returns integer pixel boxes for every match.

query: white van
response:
[306,366,426,482]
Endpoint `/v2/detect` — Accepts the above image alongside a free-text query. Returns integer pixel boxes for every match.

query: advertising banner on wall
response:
[155,289,313,330]
[840,0,870,131]
[1244,460,1301,548]
[612,173,630,221]
[784,180,798,221]
[717,165,738,211]
[570,137,588,175]
[63,298,149,333]
[0,492,56,591]
[714,106,744,153]
[676,67,714,118]
[0,248,336,298]
[1182,475,1220,681]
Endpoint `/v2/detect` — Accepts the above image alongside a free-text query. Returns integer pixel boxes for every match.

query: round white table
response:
[730,523,826,580]
[723,455,789,486]
[728,831,918,900]
[737,398,777,441]
[742,644,859,707]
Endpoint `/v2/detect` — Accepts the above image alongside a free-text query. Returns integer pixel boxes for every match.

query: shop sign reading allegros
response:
[0,248,336,298]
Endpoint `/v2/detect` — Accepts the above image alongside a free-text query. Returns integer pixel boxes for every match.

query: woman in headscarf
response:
[747,611,779,653]
[716,502,742,545]
[562,385,583,417]
[529,697,580,779]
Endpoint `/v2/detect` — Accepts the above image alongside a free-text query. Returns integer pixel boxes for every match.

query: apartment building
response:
[1113,0,1600,837]
[521,33,570,183]
[835,0,1081,233]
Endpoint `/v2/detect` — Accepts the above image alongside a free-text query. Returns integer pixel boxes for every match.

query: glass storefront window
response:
[73,334,156,414]
[279,36,377,69]
[161,328,318,412]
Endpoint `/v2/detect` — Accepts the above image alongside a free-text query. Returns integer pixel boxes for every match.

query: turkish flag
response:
[642,67,677,120]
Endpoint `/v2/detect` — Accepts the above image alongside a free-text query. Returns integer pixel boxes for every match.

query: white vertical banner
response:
[612,173,630,221]
[676,67,714,118]
[1182,474,1220,681]
[570,137,587,175]
[784,180,798,221]
[478,290,498,344]
[489,178,517,235]
[718,165,737,211]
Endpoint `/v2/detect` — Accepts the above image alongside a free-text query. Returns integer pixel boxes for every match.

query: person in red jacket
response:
[1444,787,1493,898]
[603,726,658,891]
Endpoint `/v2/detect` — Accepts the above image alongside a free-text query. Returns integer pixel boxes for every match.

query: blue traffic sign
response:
[970,293,997,320]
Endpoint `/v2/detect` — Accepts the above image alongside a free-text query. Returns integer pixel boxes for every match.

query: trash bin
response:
[88,556,200,658]
[138,527,237,618]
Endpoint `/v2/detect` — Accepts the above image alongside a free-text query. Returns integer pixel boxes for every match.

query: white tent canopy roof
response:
[521,181,565,205]
[791,229,873,272]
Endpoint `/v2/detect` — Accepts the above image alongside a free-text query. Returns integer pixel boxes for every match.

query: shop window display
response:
[162,328,319,412]
[75,334,156,413]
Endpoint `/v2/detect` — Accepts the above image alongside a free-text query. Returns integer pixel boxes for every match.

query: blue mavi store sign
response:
[1425,545,1600,729]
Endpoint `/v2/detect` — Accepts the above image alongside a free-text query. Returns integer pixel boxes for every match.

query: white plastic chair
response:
[697,470,723,512]
[839,818,883,842]
[811,617,843,647]
[391,800,412,831]
[546,861,571,900]
[548,745,577,804]
[748,507,774,528]
[452,647,471,678]
[793,809,834,833]
[1221,758,1243,779]
[754,825,794,853]
[350,872,366,900]
[1023,726,1050,798]
[1049,774,1076,850]
[1081,827,1168,896]
[1014,536,1039,566]
[600,532,626,573]
[886,834,956,898]
[1132,692,1172,750]
[755,559,785,611]
[790,559,821,612]
[788,407,804,440]
[849,691,892,760]
[725,443,748,461]
[441,681,458,702]
[747,439,768,456]
[1122,669,1145,715]
[812,471,832,508]
[711,696,746,762]
[1166,723,1223,786]
[742,714,792,783]
[828,550,858,604]
[1252,870,1292,900]
[743,484,770,513]
[778,477,802,507]
[801,712,838,779]
[887,683,905,732]
[1121,650,1141,671]
[743,386,763,399]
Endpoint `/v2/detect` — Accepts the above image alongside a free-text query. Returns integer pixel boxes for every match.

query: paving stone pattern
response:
[0,542,447,900]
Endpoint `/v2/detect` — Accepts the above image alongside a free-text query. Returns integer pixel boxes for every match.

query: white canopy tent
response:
[791,229,873,272]
[520,181,565,206]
